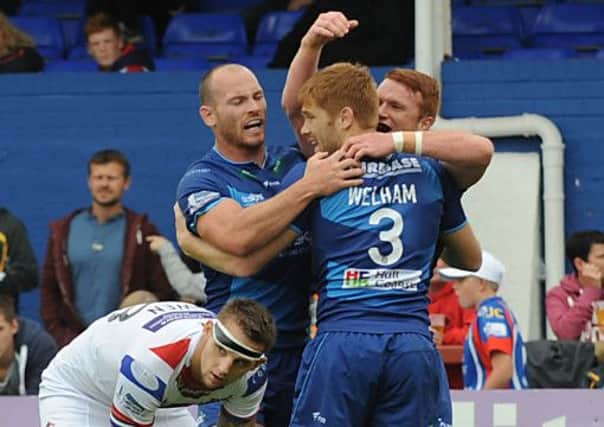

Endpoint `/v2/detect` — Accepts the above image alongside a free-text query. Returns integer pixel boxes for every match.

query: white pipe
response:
[434,114,566,294]
[415,0,433,76]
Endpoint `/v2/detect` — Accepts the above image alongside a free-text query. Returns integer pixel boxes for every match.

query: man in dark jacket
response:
[0,207,38,311]
[0,294,56,395]
[40,149,176,347]
[85,12,155,73]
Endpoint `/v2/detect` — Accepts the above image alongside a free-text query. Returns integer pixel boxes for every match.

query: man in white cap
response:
[439,251,529,390]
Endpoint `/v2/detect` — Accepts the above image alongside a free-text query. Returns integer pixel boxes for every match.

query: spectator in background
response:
[85,12,155,73]
[546,230,604,340]
[0,207,38,312]
[440,251,529,390]
[40,149,176,347]
[0,294,57,395]
[146,234,208,305]
[270,0,414,68]
[0,12,43,73]
[429,258,475,346]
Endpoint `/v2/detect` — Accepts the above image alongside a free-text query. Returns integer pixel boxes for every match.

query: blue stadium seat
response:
[199,0,264,13]
[163,13,248,61]
[528,4,604,55]
[233,54,271,69]
[452,6,525,59]
[18,0,86,19]
[154,57,209,71]
[18,0,86,51]
[43,58,97,72]
[252,10,303,58]
[501,47,576,60]
[10,16,65,59]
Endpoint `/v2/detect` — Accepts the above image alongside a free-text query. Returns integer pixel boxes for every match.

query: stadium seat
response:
[528,4,604,54]
[10,16,65,59]
[452,6,525,59]
[154,57,209,71]
[18,0,86,19]
[199,0,264,13]
[233,54,272,68]
[163,13,248,61]
[18,0,86,51]
[252,10,303,58]
[43,58,97,72]
[501,47,576,60]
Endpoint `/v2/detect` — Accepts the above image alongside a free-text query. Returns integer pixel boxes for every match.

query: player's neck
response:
[345,125,376,140]
[215,140,266,167]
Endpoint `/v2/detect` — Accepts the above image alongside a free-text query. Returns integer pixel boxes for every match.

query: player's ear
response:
[338,106,354,130]
[418,115,434,130]
[200,105,216,127]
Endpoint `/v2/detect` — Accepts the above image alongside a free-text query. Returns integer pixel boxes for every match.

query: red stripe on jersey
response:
[150,338,191,369]
[111,405,153,427]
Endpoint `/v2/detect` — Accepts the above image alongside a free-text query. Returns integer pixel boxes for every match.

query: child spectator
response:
[85,12,154,72]
[440,251,529,390]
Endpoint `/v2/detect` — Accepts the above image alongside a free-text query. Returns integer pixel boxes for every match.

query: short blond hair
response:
[298,62,379,130]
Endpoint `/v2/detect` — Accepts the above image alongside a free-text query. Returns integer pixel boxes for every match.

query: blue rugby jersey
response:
[463,296,528,390]
[176,146,311,349]
[284,154,467,336]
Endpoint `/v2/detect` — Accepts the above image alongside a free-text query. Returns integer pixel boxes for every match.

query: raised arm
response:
[342,130,494,189]
[183,151,361,257]
[174,204,297,277]
[281,11,358,150]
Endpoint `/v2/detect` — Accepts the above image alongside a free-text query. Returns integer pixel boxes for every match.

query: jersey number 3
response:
[368,208,403,266]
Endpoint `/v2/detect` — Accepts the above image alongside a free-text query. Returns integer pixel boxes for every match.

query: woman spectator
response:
[0,13,44,73]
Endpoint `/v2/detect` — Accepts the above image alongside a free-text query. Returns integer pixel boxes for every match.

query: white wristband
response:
[392,131,404,153]
[414,131,423,156]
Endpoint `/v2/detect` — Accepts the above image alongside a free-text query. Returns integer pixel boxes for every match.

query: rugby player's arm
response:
[281,12,356,154]
[193,153,361,257]
[484,351,514,389]
[178,227,297,277]
[342,130,494,190]
[440,223,482,272]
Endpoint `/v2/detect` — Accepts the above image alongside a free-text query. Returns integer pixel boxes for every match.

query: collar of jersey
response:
[211,145,271,169]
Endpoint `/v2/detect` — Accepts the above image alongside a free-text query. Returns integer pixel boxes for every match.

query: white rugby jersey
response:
[40,302,267,426]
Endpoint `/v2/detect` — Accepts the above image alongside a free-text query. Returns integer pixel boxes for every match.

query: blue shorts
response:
[289,331,452,427]
[199,345,303,427]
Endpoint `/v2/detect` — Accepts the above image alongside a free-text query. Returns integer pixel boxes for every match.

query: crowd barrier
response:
[5,390,603,426]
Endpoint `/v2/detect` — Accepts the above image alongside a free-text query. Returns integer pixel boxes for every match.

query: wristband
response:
[392,131,404,153]
[414,131,423,156]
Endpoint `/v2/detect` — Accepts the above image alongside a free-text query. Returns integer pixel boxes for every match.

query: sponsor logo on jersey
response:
[479,306,504,319]
[143,309,214,332]
[187,191,221,214]
[120,355,166,402]
[263,180,280,189]
[483,322,508,338]
[115,387,147,417]
[362,157,422,179]
[240,192,265,206]
[342,268,421,291]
